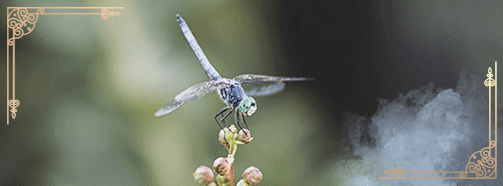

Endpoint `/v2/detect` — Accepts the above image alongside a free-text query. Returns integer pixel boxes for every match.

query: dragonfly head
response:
[239,97,257,116]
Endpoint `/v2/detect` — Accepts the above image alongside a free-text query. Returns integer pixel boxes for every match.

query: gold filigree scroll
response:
[6,7,124,125]
[7,8,44,45]
[380,62,498,179]
[460,141,496,178]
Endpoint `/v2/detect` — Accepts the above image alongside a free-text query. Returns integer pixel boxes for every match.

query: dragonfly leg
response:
[241,113,252,137]
[235,111,243,131]
[241,113,250,131]
[214,107,229,131]
[220,108,234,129]
[235,111,250,136]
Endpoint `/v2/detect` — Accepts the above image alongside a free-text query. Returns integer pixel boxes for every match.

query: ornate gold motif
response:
[383,167,402,178]
[460,141,496,178]
[484,67,495,87]
[101,8,121,20]
[7,8,44,45]
[8,99,20,119]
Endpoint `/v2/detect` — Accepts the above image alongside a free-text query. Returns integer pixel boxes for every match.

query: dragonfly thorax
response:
[217,79,257,116]
[218,79,245,108]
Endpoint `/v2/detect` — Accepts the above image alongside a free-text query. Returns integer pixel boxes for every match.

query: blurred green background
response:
[1,0,503,185]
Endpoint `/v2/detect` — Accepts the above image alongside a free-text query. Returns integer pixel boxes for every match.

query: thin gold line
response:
[399,171,472,173]
[12,34,15,101]
[489,74,491,152]
[7,7,125,9]
[38,13,114,15]
[6,7,9,125]
[383,171,477,174]
[379,177,498,179]
[495,61,497,178]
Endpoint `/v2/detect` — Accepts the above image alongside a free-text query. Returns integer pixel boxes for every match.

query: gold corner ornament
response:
[460,141,496,178]
[380,62,498,179]
[6,7,124,125]
[7,8,44,44]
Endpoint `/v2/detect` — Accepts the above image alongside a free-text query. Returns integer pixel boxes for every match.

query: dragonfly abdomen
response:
[176,14,222,81]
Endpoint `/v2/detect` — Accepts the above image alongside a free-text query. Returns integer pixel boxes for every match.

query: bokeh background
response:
[1,0,502,185]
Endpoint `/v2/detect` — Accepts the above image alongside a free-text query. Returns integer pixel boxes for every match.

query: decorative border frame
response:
[6,7,124,125]
[380,62,498,179]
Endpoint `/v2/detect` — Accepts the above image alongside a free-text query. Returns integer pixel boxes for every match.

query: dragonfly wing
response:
[173,81,230,101]
[154,100,184,117]
[233,74,313,96]
[233,74,314,83]
[154,81,230,117]
[240,81,286,96]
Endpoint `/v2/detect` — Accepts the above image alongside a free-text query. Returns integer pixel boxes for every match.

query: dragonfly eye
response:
[239,97,257,116]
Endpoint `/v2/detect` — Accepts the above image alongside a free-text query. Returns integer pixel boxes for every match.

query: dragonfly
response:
[155,14,313,132]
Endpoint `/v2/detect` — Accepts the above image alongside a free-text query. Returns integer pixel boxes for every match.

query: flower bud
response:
[236,129,253,144]
[228,125,238,133]
[193,166,214,185]
[213,157,230,175]
[237,179,250,186]
[219,129,228,143]
[219,129,228,148]
[207,182,218,186]
[242,166,262,185]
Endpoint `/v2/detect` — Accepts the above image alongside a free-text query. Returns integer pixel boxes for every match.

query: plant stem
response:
[230,162,235,186]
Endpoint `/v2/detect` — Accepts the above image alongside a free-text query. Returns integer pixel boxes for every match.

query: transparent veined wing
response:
[154,100,184,117]
[154,81,229,117]
[238,81,286,96]
[233,74,314,96]
[173,81,219,101]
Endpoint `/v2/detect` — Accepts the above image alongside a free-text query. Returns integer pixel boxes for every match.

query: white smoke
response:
[334,71,503,186]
